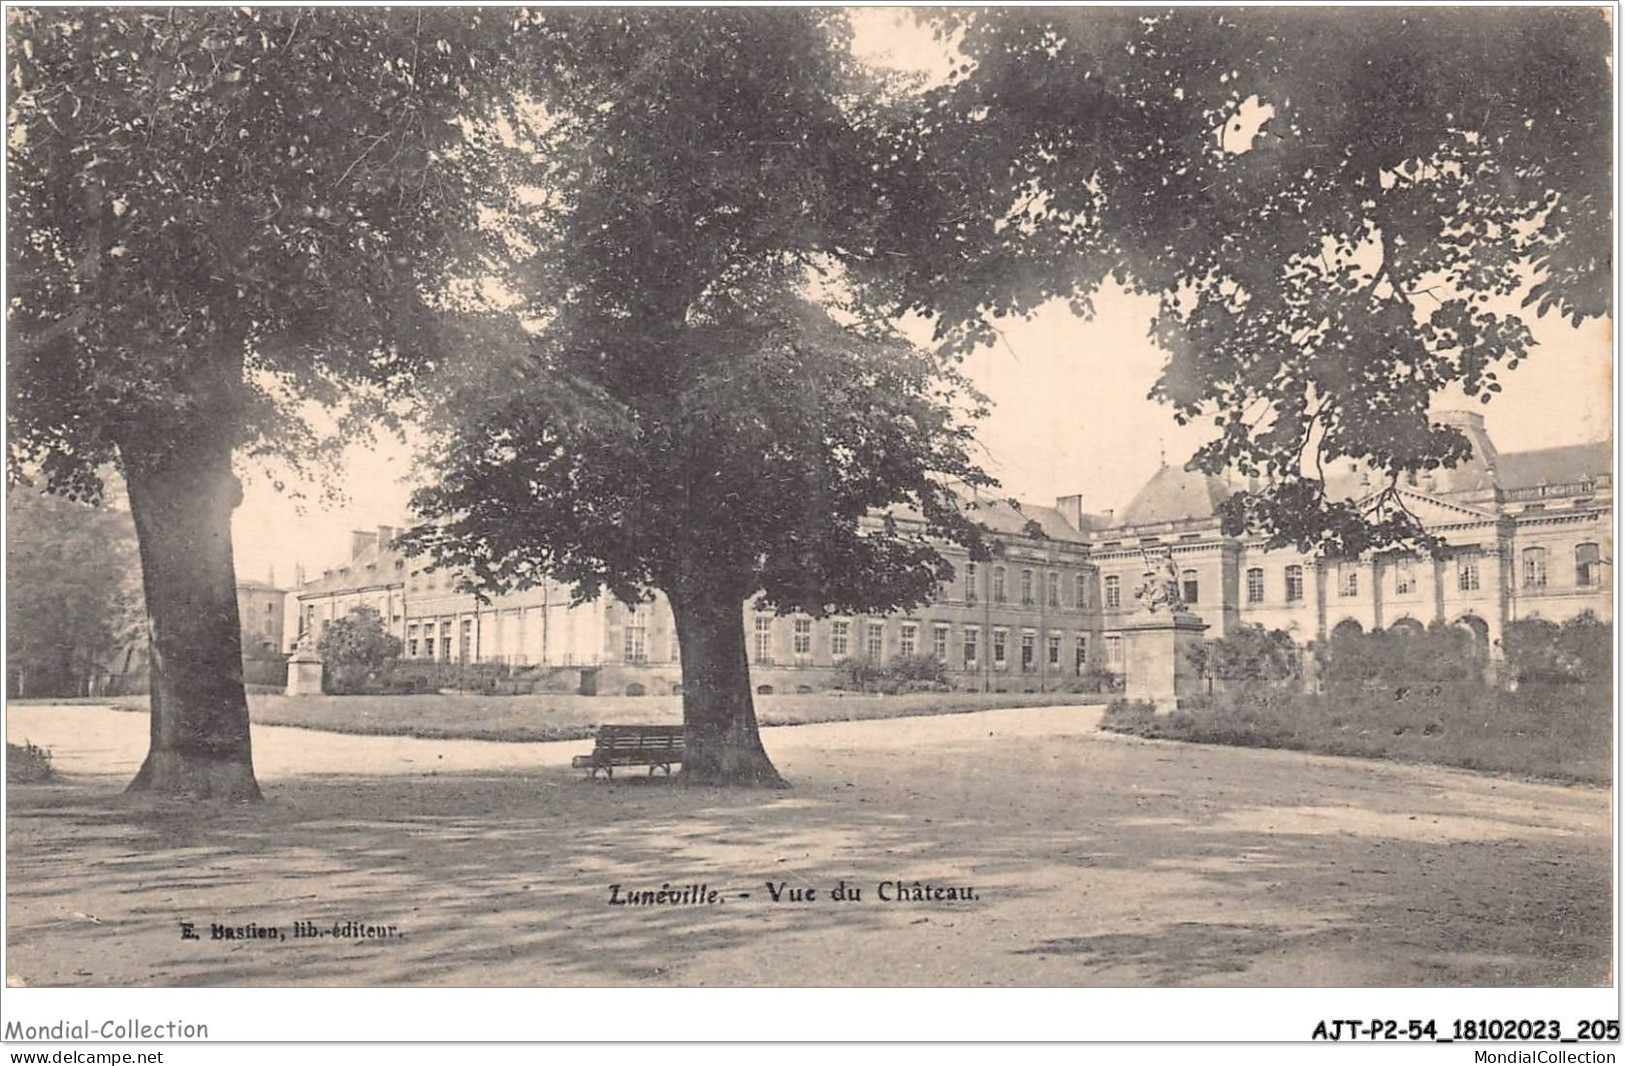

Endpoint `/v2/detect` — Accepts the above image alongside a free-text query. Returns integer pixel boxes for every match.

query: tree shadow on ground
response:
[5,729,1612,987]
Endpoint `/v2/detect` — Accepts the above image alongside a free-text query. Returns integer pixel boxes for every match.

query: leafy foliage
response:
[316,606,402,668]
[1318,620,1483,687]
[403,10,993,619]
[6,482,141,697]
[1502,612,1611,685]
[1188,625,1298,683]
[888,8,1611,554]
[834,653,949,694]
[316,606,402,695]
[7,8,522,494]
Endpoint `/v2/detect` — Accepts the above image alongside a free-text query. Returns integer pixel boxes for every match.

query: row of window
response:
[1101,570,1207,609]
[1327,544,1602,599]
[405,618,474,661]
[958,562,1091,609]
[749,616,1121,671]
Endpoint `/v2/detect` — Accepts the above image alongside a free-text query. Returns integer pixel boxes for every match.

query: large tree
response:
[887,8,1611,554]
[403,10,992,786]
[7,10,520,798]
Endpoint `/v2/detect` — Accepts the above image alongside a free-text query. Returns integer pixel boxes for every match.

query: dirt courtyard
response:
[5,703,1612,987]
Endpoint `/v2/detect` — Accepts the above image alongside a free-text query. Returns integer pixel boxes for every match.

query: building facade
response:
[293,412,1610,695]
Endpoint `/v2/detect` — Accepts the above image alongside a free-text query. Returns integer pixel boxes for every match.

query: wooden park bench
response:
[572,725,685,778]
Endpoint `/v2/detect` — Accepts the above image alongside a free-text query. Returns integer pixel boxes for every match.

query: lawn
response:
[108,689,1103,743]
[1100,681,1613,785]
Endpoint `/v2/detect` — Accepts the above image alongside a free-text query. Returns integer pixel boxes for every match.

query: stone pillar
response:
[1121,612,1209,712]
[285,644,325,697]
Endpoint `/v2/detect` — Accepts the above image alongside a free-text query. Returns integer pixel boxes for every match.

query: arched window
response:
[1522,547,1548,589]
[1019,568,1034,605]
[1576,542,1601,587]
[964,561,979,603]
[1245,567,1264,603]
[1180,569,1199,604]
[1074,571,1089,608]
[992,566,1007,603]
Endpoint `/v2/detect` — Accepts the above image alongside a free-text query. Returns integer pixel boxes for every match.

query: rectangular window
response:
[1339,562,1359,598]
[754,616,773,664]
[965,561,978,604]
[1105,634,1123,667]
[792,618,812,658]
[1285,565,1304,602]
[831,620,850,659]
[1047,633,1061,666]
[1246,567,1264,604]
[1576,542,1600,587]
[866,622,884,660]
[1457,553,1480,592]
[993,629,1007,667]
[900,623,917,658]
[963,627,979,667]
[993,567,1007,603]
[1522,547,1548,589]
[1046,571,1060,607]
[407,625,419,659]
[933,624,950,663]
[1394,558,1416,596]
[1105,575,1121,609]
[440,622,452,662]
[623,607,648,663]
[1075,572,1088,609]
[1181,569,1199,605]
[1020,632,1035,670]
[460,619,473,662]
[1021,569,1034,605]
[1075,635,1089,675]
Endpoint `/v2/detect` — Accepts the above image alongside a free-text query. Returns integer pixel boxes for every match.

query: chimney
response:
[377,525,398,552]
[350,529,379,560]
[1055,494,1084,532]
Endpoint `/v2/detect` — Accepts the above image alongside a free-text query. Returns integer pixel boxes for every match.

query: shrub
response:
[833,654,946,693]
[833,656,885,691]
[887,653,949,685]
[8,741,55,783]
[1504,612,1611,684]
[1189,624,1298,682]
[1319,621,1482,687]
[318,606,403,694]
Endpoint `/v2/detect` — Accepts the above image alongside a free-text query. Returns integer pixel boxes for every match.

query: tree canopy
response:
[887,7,1611,554]
[6,482,141,697]
[7,7,521,493]
[402,10,995,784]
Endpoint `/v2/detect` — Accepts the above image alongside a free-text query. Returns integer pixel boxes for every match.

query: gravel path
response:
[6,702,1610,987]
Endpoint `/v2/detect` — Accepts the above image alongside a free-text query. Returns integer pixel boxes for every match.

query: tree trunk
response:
[120,435,261,801]
[668,589,787,788]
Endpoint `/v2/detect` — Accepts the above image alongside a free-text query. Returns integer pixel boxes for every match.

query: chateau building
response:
[293,411,1610,694]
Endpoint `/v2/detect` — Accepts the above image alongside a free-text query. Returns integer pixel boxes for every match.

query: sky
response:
[226,8,1616,590]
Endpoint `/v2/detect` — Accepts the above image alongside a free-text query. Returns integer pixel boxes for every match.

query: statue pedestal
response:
[1121,612,1208,713]
[285,645,325,697]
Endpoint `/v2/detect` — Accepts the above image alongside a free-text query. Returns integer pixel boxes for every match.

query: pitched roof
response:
[297,543,413,595]
[1496,442,1612,490]
[1117,463,1234,527]
[959,496,1088,543]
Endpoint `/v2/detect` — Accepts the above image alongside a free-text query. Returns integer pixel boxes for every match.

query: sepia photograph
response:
[1,1,1616,1046]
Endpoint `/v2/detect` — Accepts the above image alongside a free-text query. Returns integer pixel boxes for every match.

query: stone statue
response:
[1134,547,1188,615]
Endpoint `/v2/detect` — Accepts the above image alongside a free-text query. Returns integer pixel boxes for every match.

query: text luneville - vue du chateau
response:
[291,410,1611,695]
